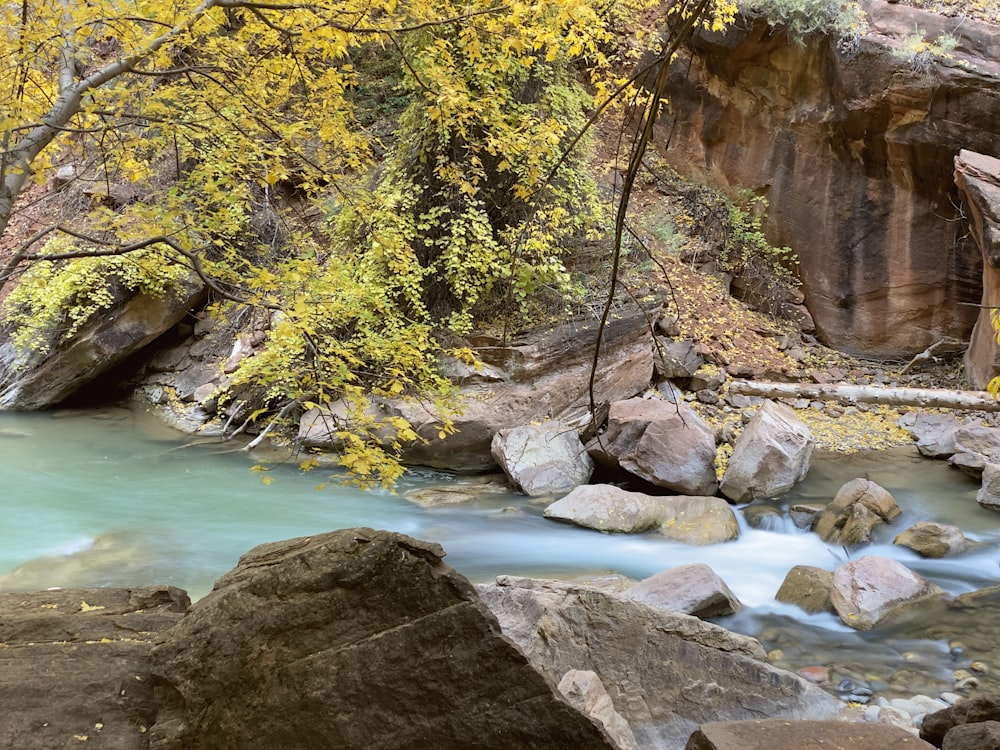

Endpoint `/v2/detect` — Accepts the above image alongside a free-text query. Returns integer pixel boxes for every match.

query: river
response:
[3,406,999,700]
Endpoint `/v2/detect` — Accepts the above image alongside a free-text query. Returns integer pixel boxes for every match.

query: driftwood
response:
[728,381,1000,412]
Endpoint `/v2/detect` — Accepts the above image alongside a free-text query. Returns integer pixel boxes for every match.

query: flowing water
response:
[3,406,1000,700]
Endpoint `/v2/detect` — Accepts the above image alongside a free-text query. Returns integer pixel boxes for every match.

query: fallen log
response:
[728,381,1000,412]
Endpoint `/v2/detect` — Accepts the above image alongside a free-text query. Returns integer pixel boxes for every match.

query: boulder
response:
[901,412,962,458]
[814,478,901,545]
[656,496,741,545]
[477,576,842,750]
[952,426,1000,478]
[942,721,1000,750]
[684,719,936,750]
[893,522,969,558]
[830,555,946,631]
[0,275,206,409]
[0,586,190,750]
[959,151,1000,389]
[654,339,704,379]
[625,563,742,618]
[544,484,670,533]
[149,529,618,750]
[774,565,835,614]
[978,463,1000,511]
[719,400,814,502]
[558,670,640,750]
[588,397,718,495]
[544,486,740,544]
[921,695,1000,747]
[392,309,655,472]
[491,422,594,496]
[660,7,1000,357]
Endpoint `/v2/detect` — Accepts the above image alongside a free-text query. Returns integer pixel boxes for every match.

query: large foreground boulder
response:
[0,586,190,750]
[477,576,842,749]
[149,529,618,750]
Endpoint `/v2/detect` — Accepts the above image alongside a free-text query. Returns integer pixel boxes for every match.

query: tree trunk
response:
[728,380,1000,412]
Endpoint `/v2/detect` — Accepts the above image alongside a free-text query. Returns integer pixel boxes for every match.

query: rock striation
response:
[661,3,1000,357]
[957,151,1000,389]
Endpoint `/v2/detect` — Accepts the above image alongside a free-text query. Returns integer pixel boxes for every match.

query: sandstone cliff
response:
[661,0,1000,357]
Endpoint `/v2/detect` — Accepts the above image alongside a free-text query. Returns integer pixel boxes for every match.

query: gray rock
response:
[978,463,1000,511]
[150,529,618,750]
[0,275,206,409]
[625,563,742,618]
[491,422,594,496]
[394,310,655,472]
[654,339,704,379]
[720,400,814,502]
[588,397,718,495]
[558,670,640,750]
[544,484,669,533]
[544,486,740,544]
[894,522,969,558]
[814,478,901,545]
[830,555,946,631]
[477,576,841,750]
[902,412,961,458]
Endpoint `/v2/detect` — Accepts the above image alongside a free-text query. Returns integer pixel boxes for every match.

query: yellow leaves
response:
[79,601,105,612]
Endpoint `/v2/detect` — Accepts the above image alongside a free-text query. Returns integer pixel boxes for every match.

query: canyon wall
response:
[661,0,1000,357]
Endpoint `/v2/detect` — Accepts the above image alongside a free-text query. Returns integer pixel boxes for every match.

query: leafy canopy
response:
[1,0,737,486]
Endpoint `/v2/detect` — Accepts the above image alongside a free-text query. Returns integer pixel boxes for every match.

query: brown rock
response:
[149,529,617,750]
[894,522,969,558]
[0,586,189,750]
[684,719,936,750]
[921,694,1000,746]
[942,721,1000,750]
[814,478,900,545]
[959,151,1000,390]
[588,397,718,495]
[775,565,835,614]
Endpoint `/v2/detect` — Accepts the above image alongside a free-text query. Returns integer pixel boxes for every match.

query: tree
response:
[0,0,734,486]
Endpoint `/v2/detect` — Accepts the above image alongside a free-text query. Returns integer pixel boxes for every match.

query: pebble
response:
[860,691,961,734]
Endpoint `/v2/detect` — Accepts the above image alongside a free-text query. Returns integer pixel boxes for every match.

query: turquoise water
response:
[4,406,1000,696]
